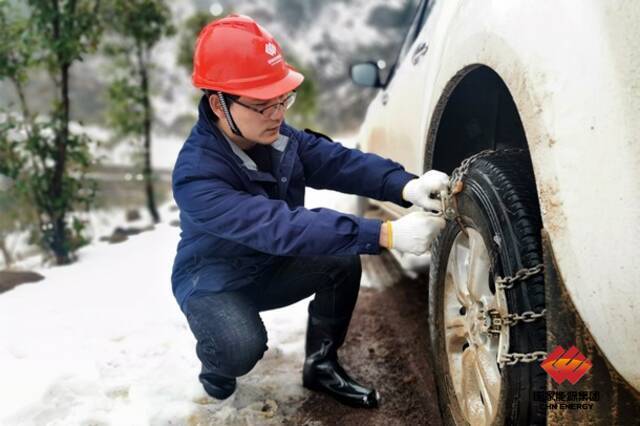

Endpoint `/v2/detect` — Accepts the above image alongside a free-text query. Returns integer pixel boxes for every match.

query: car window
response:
[385,0,434,85]
[397,0,429,63]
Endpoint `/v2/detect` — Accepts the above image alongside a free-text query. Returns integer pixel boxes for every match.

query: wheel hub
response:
[443,228,509,426]
[465,302,487,346]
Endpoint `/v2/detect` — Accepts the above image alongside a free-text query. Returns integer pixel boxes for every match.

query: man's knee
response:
[186,293,268,378]
[197,327,268,378]
[225,332,268,377]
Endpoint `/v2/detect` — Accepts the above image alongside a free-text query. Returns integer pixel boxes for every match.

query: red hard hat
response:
[192,14,304,100]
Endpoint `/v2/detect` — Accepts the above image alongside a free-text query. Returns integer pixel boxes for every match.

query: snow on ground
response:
[0,136,369,425]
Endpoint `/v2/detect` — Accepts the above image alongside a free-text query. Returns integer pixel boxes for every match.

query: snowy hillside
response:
[0,0,418,138]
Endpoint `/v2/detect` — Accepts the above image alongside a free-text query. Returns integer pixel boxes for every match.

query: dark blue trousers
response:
[184,255,362,387]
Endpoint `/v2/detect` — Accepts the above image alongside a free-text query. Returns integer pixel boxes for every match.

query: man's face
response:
[213,92,290,145]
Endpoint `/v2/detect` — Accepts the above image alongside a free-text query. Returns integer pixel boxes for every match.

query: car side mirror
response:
[349,61,384,88]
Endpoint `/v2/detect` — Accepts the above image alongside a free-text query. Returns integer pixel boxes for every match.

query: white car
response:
[350,1,640,425]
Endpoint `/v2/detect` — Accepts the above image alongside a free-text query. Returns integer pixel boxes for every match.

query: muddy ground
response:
[287,251,443,426]
[0,270,44,294]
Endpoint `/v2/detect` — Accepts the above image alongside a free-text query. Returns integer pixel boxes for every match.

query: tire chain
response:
[496,264,545,290]
[494,265,547,365]
[489,308,547,328]
[500,351,548,366]
[446,149,547,366]
[442,148,526,231]
[449,148,526,194]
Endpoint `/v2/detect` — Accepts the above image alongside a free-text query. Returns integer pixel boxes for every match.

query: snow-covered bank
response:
[1,204,168,271]
[0,161,366,424]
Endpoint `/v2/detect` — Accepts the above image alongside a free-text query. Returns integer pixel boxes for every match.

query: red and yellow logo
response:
[541,345,592,385]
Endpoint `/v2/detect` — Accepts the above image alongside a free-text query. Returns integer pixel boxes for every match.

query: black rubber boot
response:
[302,312,380,408]
[199,367,236,400]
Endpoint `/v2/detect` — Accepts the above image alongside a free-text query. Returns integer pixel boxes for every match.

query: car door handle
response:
[412,42,429,65]
[382,92,389,105]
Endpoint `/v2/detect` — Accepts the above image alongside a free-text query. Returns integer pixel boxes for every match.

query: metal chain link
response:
[488,303,548,366]
[486,308,547,329]
[500,351,548,366]
[450,150,496,193]
[449,148,526,194]
[496,264,545,290]
[442,148,526,232]
[503,309,547,326]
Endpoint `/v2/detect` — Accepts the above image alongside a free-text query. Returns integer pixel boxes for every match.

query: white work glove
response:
[386,211,446,255]
[402,170,450,212]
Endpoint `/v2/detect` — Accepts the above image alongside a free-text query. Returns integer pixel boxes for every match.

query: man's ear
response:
[208,94,222,120]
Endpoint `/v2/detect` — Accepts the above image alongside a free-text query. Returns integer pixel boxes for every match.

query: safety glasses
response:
[231,91,297,119]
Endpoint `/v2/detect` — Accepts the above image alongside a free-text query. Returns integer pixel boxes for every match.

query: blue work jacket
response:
[171,96,417,313]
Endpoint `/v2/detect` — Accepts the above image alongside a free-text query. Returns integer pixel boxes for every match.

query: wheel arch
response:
[424,64,530,176]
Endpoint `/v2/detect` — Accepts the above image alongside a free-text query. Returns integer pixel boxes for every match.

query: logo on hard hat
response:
[265,42,277,56]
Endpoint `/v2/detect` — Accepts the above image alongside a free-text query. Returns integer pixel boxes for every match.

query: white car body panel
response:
[357,0,640,390]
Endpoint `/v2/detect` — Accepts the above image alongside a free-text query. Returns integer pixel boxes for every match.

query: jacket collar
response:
[220,131,288,172]
[196,95,292,183]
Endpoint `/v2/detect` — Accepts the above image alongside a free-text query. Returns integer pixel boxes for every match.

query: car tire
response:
[428,150,546,426]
